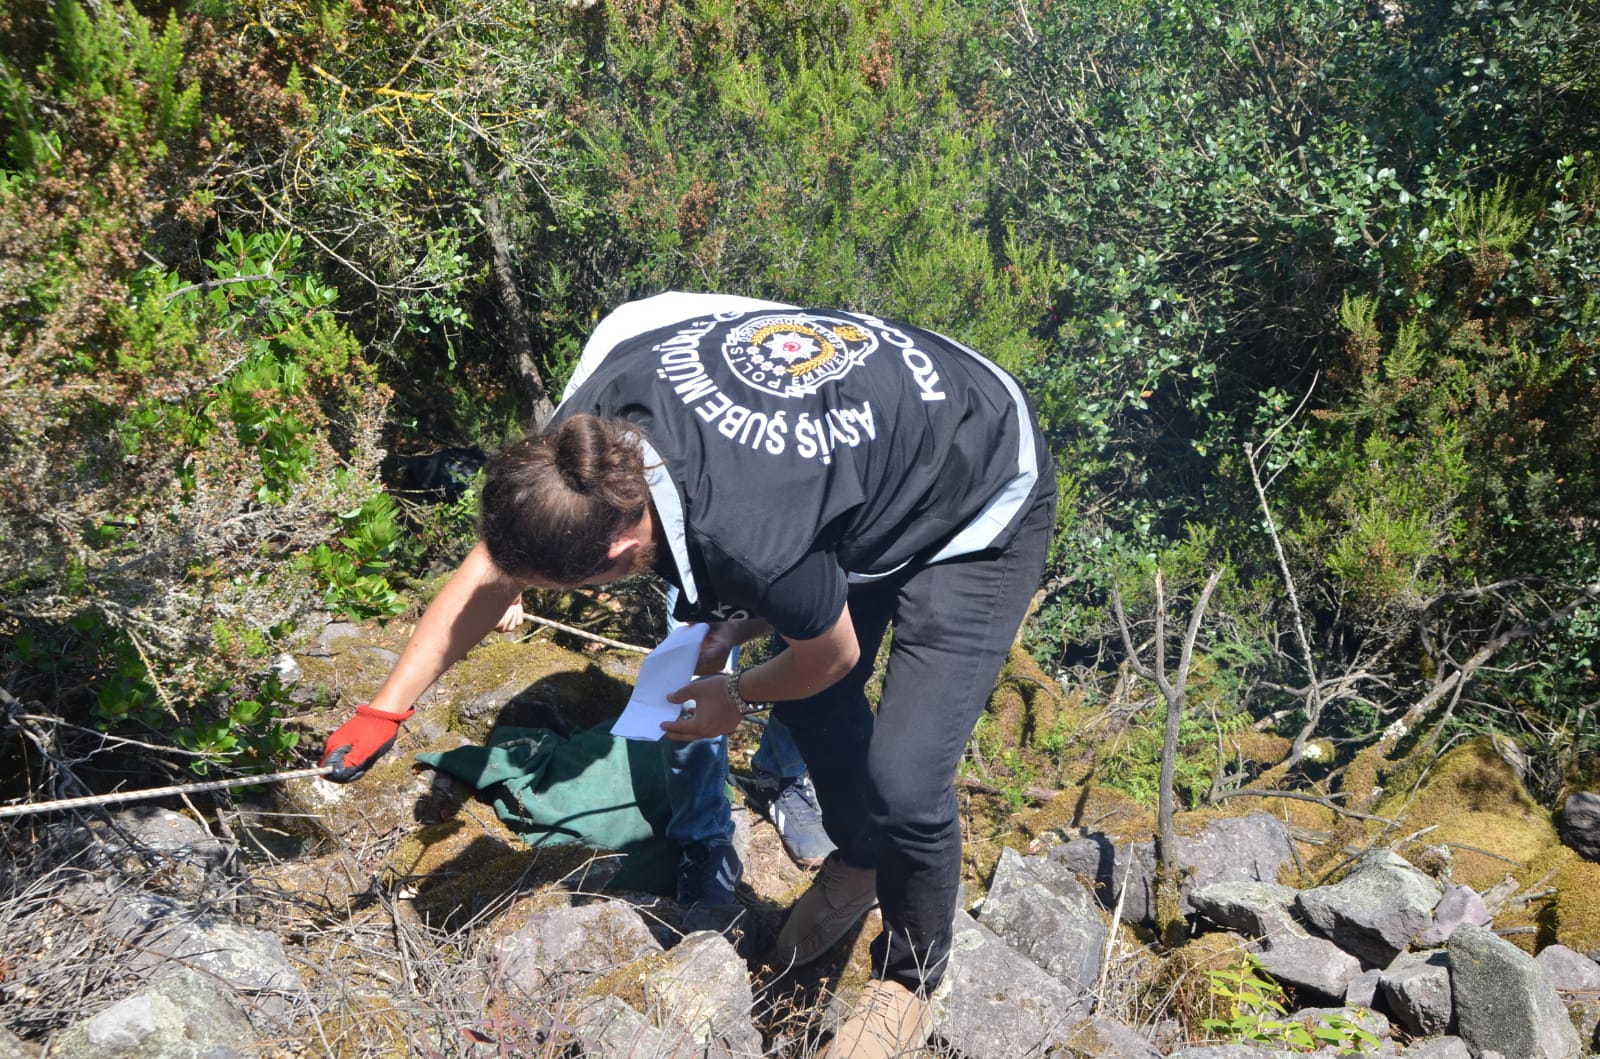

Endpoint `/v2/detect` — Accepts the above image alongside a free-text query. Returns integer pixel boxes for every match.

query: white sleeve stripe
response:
[923,330,1040,563]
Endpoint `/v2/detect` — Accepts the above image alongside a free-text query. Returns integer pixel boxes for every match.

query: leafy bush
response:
[994,0,1600,778]
[568,0,1055,367]
[1204,954,1381,1054]
[0,0,394,775]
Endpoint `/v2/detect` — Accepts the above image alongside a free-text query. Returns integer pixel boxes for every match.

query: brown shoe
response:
[772,851,878,967]
[821,978,933,1058]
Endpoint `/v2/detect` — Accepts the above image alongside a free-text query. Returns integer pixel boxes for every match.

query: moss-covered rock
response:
[1380,736,1558,890]
[1523,845,1600,955]
[446,639,637,740]
[986,645,1070,751]
[1017,784,1156,844]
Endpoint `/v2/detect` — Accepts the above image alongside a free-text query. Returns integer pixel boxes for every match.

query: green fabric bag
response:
[415,724,677,894]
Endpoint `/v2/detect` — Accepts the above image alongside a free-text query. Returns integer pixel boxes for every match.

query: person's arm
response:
[662,604,859,741]
[321,541,526,780]
[694,617,773,675]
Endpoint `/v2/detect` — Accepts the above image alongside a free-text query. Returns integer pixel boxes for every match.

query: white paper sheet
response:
[610,622,708,741]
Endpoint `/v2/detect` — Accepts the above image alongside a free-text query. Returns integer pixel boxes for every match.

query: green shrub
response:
[1204,954,1381,1054]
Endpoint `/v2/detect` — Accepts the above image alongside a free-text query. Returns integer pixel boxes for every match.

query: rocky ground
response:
[4,617,1600,1057]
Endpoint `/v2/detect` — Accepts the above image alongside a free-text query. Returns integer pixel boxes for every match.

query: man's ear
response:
[606,534,641,564]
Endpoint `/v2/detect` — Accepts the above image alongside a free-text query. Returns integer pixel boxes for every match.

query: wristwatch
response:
[725,670,771,717]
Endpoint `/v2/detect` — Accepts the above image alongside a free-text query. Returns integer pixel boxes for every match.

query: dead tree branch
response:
[1375,579,1600,758]
[1111,566,1223,943]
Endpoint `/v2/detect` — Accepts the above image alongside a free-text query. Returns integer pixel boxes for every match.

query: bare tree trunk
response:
[1112,566,1223,947]
[460,154,556,431]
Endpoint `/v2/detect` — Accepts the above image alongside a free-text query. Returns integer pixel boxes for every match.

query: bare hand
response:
[494,599,525,632]
[695,619,769,674]
[661,674,742,741]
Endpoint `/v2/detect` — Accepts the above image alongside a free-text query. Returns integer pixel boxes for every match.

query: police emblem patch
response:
[722,314,878,398]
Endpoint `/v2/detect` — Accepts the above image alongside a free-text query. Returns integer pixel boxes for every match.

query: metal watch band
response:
[726,670,770,716]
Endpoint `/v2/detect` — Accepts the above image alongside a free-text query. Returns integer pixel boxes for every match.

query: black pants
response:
[774,475,1056,993]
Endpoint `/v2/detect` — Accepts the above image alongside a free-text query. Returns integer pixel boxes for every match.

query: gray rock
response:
[1560,792,1600,862]
[50,968,257,1059]
[1165,1047,1305,1058]
[1253,926,1365,1005]
[1054,1014,1163,1058]
[1447,923,1581,1059]
[978,846,1106,994]
[625,930,761,1057]
[496,898,662,996]
[1378,950,1453,1037]
[59,808,236,902]
[1536,947,1600,1052]
[305,620,400,670]
[566,994,699,1058]
[0,1027,40,1059]
[1188,882,1361,1002]
[1189,881,1300,939]
[270,652,303,685]
[77,885,305,1026]
[309,620,364,653]
[1052,813,1296,928]
[1416,881,1491,946]
[930,909,1092,1057]
[1295,850,1440,967]
[1534,943,1600,993]
[1564,999,1600,1057]
[1400,1037,1472,1059]
[1345,968,1384,1007]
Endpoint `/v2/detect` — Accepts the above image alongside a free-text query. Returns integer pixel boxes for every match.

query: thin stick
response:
[0,766,335,819]
[516,612,651,654]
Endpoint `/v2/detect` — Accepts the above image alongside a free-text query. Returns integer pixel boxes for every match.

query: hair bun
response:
[553,418,601,493]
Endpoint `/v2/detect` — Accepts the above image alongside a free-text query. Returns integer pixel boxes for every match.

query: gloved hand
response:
[320,703,415,782]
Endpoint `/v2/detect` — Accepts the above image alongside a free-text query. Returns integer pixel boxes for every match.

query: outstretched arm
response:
[322,541,526,780]
[370,541,527,712]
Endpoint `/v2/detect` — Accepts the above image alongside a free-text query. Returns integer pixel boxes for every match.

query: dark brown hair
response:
[480,415,651,583]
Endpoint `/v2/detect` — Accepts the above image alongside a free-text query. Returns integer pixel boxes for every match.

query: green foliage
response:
[6,0,1600,804]
[1099,696,1248,810]
[991,0,1600,783]
[1203,955,1382,1054]
[305,490,407,620]
[393,466,485,576]
[1308,431,1469,611]
[238,0,591,427]
[4,607,303,776]
[964,712,1042,811]
[568,0,1053,370]
[174,675,302,776]
[0,0,393,782]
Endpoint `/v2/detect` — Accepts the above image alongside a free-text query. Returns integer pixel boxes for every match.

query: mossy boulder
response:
[385,804,547,928]
[446,639,638,741]
[1380,737,1558,890]
[985,645,1072,752]
[1018,784,1156,845]
[1523,845,1600,955]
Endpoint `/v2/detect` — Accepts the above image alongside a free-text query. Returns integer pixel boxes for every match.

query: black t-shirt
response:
[554,296,1045,640]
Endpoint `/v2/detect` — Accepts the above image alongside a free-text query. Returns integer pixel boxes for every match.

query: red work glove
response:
[320,704,415,782]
